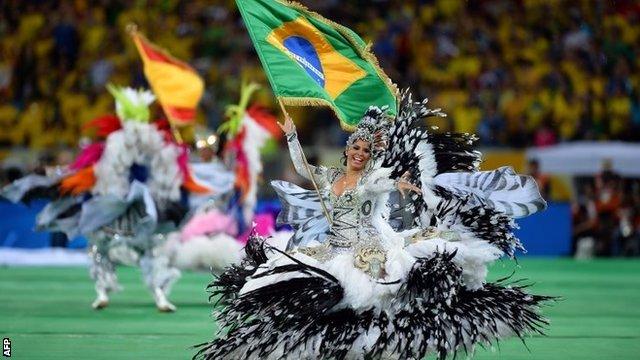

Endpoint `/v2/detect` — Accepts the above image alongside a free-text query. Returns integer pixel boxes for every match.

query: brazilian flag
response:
[236,0,398,130]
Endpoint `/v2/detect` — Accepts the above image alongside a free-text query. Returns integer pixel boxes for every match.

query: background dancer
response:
[166,82,285,272]
[2,85,212,311]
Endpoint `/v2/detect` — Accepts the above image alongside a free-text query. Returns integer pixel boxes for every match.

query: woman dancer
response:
[195,91,551,359]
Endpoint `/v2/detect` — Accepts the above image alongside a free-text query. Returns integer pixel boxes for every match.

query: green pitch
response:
[1,259,639,359]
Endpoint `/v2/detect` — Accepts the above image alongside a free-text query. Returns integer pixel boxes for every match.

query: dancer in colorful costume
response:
[195,91,551,359]
[165,83,285,272]
[2,85,211,311]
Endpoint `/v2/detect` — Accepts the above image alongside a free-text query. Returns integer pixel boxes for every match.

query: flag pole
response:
[277,99,333,226]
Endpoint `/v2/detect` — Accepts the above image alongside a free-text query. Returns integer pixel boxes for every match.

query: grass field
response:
[1,258,639,359]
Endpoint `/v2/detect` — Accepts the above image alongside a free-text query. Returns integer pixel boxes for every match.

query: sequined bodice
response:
[327,187,378,248]
[303,185,386,278]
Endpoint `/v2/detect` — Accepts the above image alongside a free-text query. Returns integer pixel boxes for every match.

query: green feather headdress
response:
[107,83,156,123]
[218,81,261,139]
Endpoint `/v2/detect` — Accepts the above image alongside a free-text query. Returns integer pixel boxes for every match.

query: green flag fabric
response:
[236,0,398,130]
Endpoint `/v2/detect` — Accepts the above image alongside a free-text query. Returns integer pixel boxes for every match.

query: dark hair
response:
[341,150,347,166]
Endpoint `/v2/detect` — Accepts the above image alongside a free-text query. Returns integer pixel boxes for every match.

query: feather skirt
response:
[194,236,552,360]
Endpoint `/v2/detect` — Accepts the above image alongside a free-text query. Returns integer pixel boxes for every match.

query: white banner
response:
[526,141,640,176]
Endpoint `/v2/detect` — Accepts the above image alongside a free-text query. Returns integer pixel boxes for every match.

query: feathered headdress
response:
[106,84,155,123]
[346,106,393,159]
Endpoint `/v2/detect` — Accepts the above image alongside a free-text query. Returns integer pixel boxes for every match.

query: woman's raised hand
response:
[397,171,422,199]
[278,114,296,136]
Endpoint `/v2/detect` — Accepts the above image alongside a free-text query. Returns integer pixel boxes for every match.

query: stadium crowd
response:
[571,161,640,257]
[1,0,640,149]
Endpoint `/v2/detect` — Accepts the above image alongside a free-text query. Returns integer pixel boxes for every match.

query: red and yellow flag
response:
[130,29,204,125]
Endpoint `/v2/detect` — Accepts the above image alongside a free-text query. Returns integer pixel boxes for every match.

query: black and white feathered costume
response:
[194,91,552,360]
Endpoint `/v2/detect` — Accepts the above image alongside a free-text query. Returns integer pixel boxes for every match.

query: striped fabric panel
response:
[271,180,330,249]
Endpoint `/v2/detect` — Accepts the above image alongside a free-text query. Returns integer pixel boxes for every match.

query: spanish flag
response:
[236,0,397,130]
[130,28,204,125]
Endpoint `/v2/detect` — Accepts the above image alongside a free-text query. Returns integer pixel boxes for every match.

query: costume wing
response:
[270,180,330,250]
[0,174,62,204]
[382,90,546,250]
[434,166,547,218]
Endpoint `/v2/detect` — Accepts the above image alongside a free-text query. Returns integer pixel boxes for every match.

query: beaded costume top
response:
[285,132,396,276]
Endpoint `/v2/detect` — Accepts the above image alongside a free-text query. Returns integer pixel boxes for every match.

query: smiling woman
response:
[344,139,371,168]
[276,110,419,272]
[195,94,551,360]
